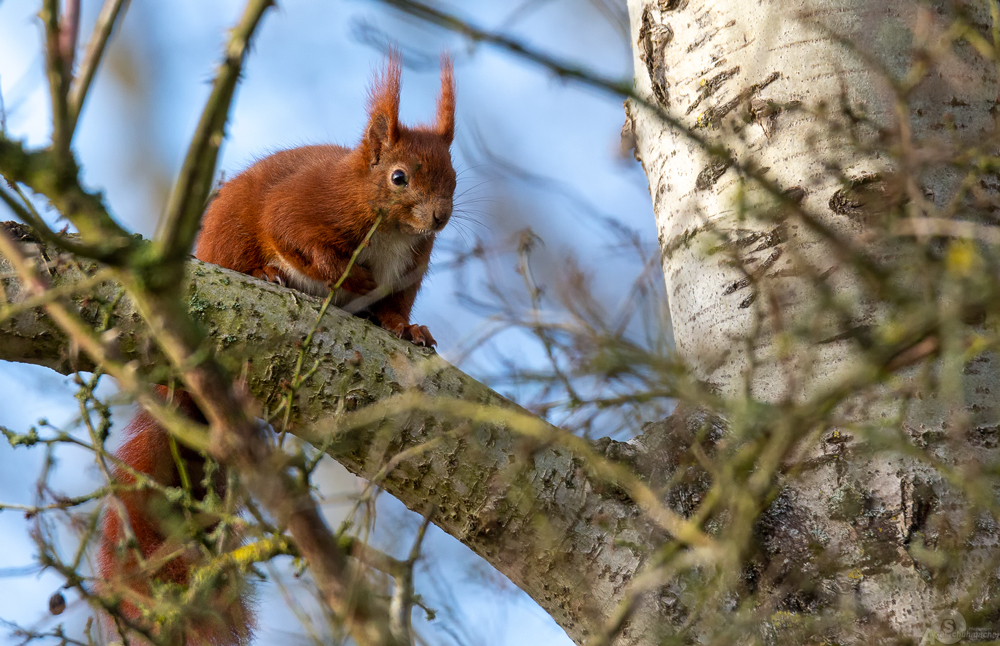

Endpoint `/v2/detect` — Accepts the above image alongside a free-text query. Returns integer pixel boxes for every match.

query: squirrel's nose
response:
[432,209,451,230]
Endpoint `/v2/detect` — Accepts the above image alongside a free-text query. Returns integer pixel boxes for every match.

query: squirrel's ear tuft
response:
[436,53,455,145]
[364,50,402,164]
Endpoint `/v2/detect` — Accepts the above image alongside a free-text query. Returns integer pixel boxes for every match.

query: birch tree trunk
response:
[626,0,1000,643]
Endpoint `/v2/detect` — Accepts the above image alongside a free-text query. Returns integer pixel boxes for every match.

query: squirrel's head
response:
[359,52,456,237]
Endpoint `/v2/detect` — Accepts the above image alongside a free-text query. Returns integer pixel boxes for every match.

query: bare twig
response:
[68,0,130,133]
[59,0,81,77]
[156,0,274,269]
[390,506,436,645]
[41,0,72,166]
[339,534,406,576]
[0,488,106,514]
[893,217,1000,245]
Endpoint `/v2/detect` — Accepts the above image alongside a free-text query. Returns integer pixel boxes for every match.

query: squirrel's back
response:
[194,145,351,273]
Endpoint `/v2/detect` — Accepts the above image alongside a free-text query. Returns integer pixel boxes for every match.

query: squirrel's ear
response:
[436,54,455,145]
[364,52,402,165]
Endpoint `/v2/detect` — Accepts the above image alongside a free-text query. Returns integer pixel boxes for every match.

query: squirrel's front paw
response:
[252,266,287,287]
[379,313,437,347]
[398,323,436,347]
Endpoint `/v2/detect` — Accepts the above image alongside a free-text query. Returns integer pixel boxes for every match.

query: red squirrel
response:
[197,53,455,347]
[98,54,456,645]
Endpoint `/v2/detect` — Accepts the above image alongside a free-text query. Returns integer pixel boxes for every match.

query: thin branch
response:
[59,0,81,77]
[0,488,106,514]
[339,534,406,576]
[41,0,72,166]
[68,0,130,133]
[155,0,274,269]
[0,139,133,261]
[0,185,120,259]
[390,506,436,646]
[278,214,383,447]
[893,217,1000,245]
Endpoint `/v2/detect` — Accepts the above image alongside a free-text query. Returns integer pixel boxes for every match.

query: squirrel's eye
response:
[391,169,408,186]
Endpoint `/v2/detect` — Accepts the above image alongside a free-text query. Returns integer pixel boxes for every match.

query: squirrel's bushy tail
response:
[98,386,252,646]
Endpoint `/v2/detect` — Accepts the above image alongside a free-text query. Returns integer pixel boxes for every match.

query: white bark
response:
[628,0,1000,642]
[629,0,996,394]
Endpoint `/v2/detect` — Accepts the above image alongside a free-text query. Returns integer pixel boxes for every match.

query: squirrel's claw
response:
[252,266,287,287]
[402,324,436,347]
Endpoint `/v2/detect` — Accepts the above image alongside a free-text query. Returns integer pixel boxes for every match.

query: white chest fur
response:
[358,228,416,291]
[270,228,421,307]
[271,261,328,298]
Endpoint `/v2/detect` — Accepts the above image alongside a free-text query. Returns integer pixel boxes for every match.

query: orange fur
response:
[195,52,455,344]
[98,387,251,646]
[98,54,456,645]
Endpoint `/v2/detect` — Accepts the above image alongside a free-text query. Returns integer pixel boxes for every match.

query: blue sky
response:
[0,1,657,644]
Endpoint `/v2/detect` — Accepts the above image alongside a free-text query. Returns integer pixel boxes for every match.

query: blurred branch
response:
[893,217,1000,245]
[339,535,406,576]
[156,0,274,272]
[42,0,72,165]
[0,134,133,261]
[67,0,129,133]
[58,0,81,77]
[0,182,116,258]
[517,230,583,405]
[390,506,435,645]
[375,0,637,101]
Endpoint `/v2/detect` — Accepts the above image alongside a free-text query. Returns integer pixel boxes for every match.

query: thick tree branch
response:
[0,223,402,646]
[0,222,671,645]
